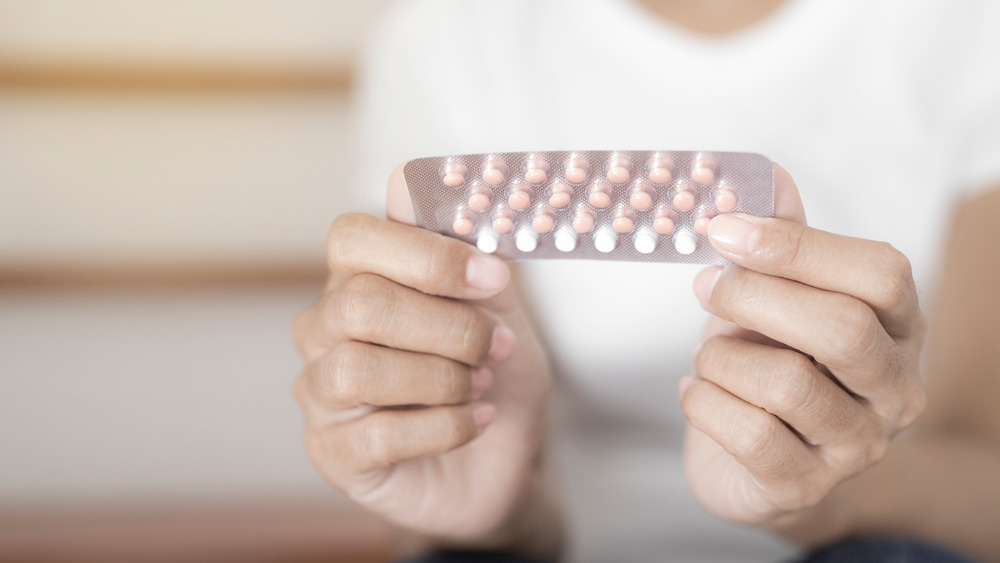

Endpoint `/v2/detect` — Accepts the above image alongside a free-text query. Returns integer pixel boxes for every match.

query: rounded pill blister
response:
[441,160,468,187]
[690,155,717,185]
[646,155,674,184]
[554,226,578,252]
[563,156,590,184]
[633,228,658,254]
[712,182,738,212]
[452,209,476,236]
[605,155,632,184]
[508,182,533,210]
[524,157,550,184]
[482,159,508,186]
[466,185,493,212]
[587,181,613,208]
[515,228,539,253]
[674,229,697,255]
[477,230,500,254]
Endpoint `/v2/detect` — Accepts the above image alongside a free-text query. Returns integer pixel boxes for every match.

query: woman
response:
[293,1,1000,561]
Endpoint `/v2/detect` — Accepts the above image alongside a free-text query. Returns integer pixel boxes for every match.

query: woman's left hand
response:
[681,164,927,525]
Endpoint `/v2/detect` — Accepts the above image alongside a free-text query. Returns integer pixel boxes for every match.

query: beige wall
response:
[1,0,385,271]
[0,1,387,510]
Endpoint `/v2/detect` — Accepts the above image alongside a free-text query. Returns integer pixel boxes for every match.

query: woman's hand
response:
[681,164,927,526]
[292,166,554,545]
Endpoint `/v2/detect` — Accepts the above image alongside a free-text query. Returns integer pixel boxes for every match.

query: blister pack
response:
[403,150,773,264]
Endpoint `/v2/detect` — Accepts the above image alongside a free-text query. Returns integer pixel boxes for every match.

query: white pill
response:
[477,231,499,254]
[515,228,539,253]
[673,229,697,255]
[554,227,577,252]
[633,229,657,254]
[594,228,617,253]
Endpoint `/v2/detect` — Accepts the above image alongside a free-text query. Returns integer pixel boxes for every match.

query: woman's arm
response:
[774,186,1000,562]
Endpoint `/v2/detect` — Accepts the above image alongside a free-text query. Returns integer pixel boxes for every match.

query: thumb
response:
[386,162,418,225]
[773,162,807,225]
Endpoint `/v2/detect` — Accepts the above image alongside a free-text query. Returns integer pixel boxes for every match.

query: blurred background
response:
[0,1,398,561]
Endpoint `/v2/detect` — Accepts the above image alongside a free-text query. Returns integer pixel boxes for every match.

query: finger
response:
[321,273,514,365]
[695,336,878,448]
[306,341,493,408]
[694,265,904,406]
[680,377,825,510]
[704,214,918,338]
[325,402,496,474]
[772,162,807,224]
[327,213,510,300]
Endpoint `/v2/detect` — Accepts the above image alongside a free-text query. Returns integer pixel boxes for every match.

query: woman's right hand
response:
[292,167,554,544]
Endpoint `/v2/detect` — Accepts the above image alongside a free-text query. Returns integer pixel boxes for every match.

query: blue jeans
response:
[399,537,979,563]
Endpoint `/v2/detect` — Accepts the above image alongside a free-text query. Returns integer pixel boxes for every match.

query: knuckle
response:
[439,408,472,447]
[327,213,374,267]
[352,415,393,468]
[715,267,758,318]
[315,342,370,405]
[438,363,472,402]
[758,222,808,270]
[898,379,928,429]
[873,243,915,310]
[335,274,394,339]
[821,296,881,368]
[420,235,467,292]
[459,309,495,363]
[768,351,818,413]
[694,335,728,373]
[732,412,780,462]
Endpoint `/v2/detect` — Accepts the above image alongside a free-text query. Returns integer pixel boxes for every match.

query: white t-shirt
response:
[351,1,1000,561]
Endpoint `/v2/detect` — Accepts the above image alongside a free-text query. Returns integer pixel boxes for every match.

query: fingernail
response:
[692,266,722,303]
[488,323,516,363]
[678,376,695,397]
[470,366,493,398]
[708,214,761,256]
[466,254,510,292]
[472,402,497,430]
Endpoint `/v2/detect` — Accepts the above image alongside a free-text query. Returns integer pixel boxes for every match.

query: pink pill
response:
[508,188,532,210]
[566,167,587,183]
[653,217,675,235]
[573,211,595,233]
[525,168,546,183]
[672,190,695,211]
[612,216,634,234]
[607,166,630,184]
[468,192,491,211]
[483,166,506,186]
[587,182,613,208]
[524,159,550,184]
[629,188,653,210]
[648,167,672,184]
[564,158,589,183]
[713,186,738,212]
[690,157,717,185]
[694,216,712,236]
[441,162,468,187]
[452,217,474,236]
[443,171,466,187]
[532,213,555,233]
[549,191,571,208]
[693,208,715,235]
[588,191,611,208]
[493,216,514,233]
